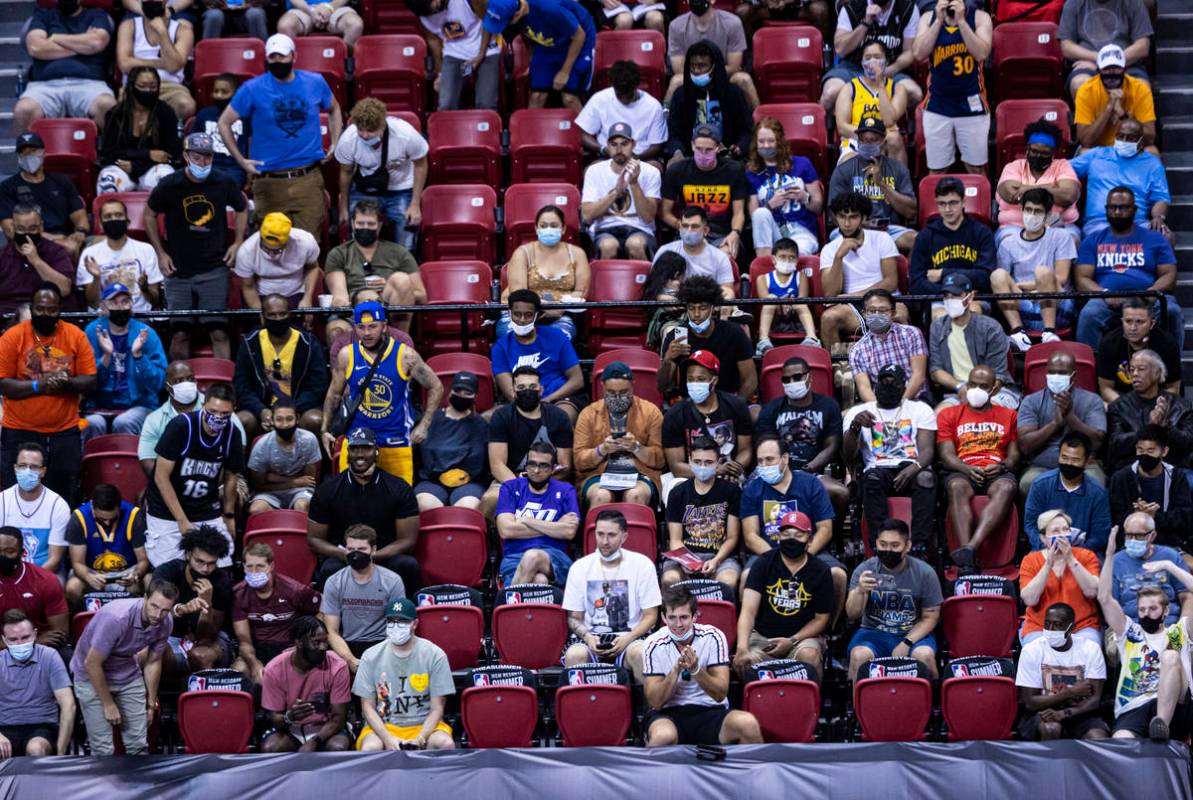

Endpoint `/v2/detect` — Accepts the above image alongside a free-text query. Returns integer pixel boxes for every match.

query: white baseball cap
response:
[265,33,295,57]
[1097,44,1126,70]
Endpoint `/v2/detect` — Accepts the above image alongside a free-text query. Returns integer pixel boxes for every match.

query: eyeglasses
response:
[1123,531,1151,540]
[525,461,553,472]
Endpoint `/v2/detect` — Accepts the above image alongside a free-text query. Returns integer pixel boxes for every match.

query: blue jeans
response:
[1076,295,1184,350]
[349,189,415,249]
[82,407,153,442]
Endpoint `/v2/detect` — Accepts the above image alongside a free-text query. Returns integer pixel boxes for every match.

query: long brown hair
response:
[747,116,792,175]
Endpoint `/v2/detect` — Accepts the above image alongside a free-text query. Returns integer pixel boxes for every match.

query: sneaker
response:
[803,336,823,348]
[755,337,773,358]
[1149,716,1170,742]
[1041,330,1062,344]
[950,546,977,568]
[1008,330,1032,352]
[729,310,754,324]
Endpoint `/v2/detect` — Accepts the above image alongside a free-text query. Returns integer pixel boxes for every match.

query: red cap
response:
[778,511,812,532]
[686,349,720,374]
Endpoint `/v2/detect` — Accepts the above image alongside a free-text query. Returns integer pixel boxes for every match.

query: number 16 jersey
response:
[145,410,244,522]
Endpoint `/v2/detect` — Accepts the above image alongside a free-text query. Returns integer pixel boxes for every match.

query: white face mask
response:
[170,381,198,405]
[773,258,797,275]
[965,387,990,408]
[599,547,622,563]
[387,622,413,646]
[783,379,810,401]
[510,319,536,337]
[1022,212,1046,233]
[1042,628,1069,649]
[1045,373,1071,394]
[944,298,967,319]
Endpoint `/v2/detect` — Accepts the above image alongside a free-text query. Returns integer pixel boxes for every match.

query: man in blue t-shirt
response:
[494,442,579,587]
[483,0,595,114]
[1110,511,1193,626]
[491,289,586,423]
[1069,119,1171,238]
[218,33,341,236]
[1074,186,1181,350]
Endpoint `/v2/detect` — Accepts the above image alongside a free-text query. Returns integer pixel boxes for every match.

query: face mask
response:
[267,61,293,79]
[605,394,631,415]
[301,643,327,666]
[689,316,711,334]
[1140,615,1164,633]
[1137,453,1162,473]
[14,468,40,493]
[1042,628,1069,649]
[275,425,296,442]
[30,314,56,336]
[757,146,777,161]
[346,550,372,571]
[17,155,43,174]
[132,88,159,107]
[856,141,882,161]
[690,463,716,482]
[877,548,904,569]
[1025,152,1052,173]
[779,538,807,559]
[680,229,705,247]
[5,640,34,661]
[965,387,990,408]
[669,625,695,643]
[214,97,231,112]
[387,622,413,646]
[510,319,536,337]
[875,383,904,409]
[693,150,717,169]
[449,393,474,412]
[188,161,211,180]
[13,232,41,249]
[171,381,198,405]
[864,312,892,334]
[758,464,784,485]
[687,381,711,404]
[1045,374,1071,394]
[264,317,292,338]
[0,556,20,576]
[773,258,796,275]
[944,298,967,319]
[244,570,270,589]
[783,379,810,401]
[514,388,540,412]
[536,227,562,247]
[1108,214,1134,233]
[203,410,230,436]
[102,219,129,240]
[1058,462,1084,481]
[688,0,710,13]
[359,135,381,147]
[1124,538,1149,559]
[862,58,886,80]
[691,71,712,88]
[599,548,622,563]
[1022,212,1046,234]
[108,309,132,327]
[1114,139,1139,159]
[353,227,379,246]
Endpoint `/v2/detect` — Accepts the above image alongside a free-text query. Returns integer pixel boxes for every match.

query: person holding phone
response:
[827,117,918,254]
[260,615,353,752]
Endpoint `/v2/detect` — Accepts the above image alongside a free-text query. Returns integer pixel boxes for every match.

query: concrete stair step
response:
[1156,44,1193,74]
[1164,195,1193,231]
[1156,12,1193,40]
[1157,115,1193,151]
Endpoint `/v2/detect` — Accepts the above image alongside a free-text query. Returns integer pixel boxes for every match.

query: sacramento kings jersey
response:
[146,410,244,521]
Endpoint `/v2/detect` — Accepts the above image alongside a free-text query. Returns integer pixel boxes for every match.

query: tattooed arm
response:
[403,345,442,445]
[320,346,351,457]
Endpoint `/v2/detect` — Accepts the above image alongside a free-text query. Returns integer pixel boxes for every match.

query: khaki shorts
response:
[747,629,826,659]
[287,4,359,34]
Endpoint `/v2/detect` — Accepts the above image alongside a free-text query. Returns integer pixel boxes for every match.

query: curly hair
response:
[180,524,230,560]
[676,275,723,307]
[350,97,387,132]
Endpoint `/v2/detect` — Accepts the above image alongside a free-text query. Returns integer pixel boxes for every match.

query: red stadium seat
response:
[593,31,667,98]
[244,509,307,535]
[512,37,531,111]
[427,110,503,188]
[81,451,147,503]
[417,260,493,356]
[83,433,140,457]
[71,610,95,645]
[31,119,97,204]
[461,685,539,747]
[555,684,632,746]
[1022,341,1096,393]
[415,507,489,588]
[760,344,832,401]
[491,603,569,670]
[418,185,498,263]
[583,503,658,561]
[853,676,932,741]
[991,22,1062,101]
[588,259,652,353]
[243,530,315,584]
[193,39,265,107]
[753,26,824,104]
[186,357,235,391]
[509,109,582,185]
[994,99,1071,174]
[859,496,913,558]
[941,676,1017,740]
[391,110,424,132]
[743,679,820,743]
[91,192,151,241]
[941,595,1018,658]
[416,604,485,670]
[591,348,663,406]
[503,182,582,255]
[753,104,828,179]
[945,496,1020,573]
[177,690,254,753]
[360,0,421,34]
[918,174,992,227]
[294,36,347,105]
[353,35,427,119]
[426,353,496,412]
[697,599,738,651]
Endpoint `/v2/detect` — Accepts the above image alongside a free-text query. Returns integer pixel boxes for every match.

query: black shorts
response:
[1113,698,1193,738]
[0,723,56,754]
[254,640,289,666]
[646,704,730,745]
[1017,709,1109,740]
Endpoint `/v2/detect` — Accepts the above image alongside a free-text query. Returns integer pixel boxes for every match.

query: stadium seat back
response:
[583,503,658,562]
[177,690,254,753]
[427,110,503,188]
[31,118,98,203]
[193,39,265,106]
[81,452,147,502]
[760,344,832,401]
[941,676,1017,740]
[945,497,1020,569]
[71,610,96,645]
[588,259,652,352]
[294,36,347,105]
[243,530,315,584]
[753,103,828,178]
[509,109,582,185]
[461,685,539,747]
[743,679,820,743]
[186,357,236,392]
[417,260,493,356]
[593,30,667,98]
[416,604,485,670]
[753,27,824,103]
[491,603,569,670]
[426,353,496,412]
[1021,341,1096,393]
[415,507,489,587]
[918,174,993,227]
[418,185,498,263]
[503,183,582,254]
[555,684,633,746]
[696,599,738,651]
[360,0,421,33]
[859,496,913,558]
[941,595,1018,658]
[83,433,140,458]
[353,35,428,119]
[991,22,1062,101]
[591,348,663,406]
[853,677,932,741]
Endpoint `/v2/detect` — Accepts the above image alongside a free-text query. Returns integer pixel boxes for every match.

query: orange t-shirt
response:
[1019,548,1102,635]
[935,403,1018,468]
[0,320,97,433]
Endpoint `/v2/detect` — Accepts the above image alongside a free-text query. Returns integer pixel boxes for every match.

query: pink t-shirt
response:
[996,158,1080,227]
[260,648,352,732]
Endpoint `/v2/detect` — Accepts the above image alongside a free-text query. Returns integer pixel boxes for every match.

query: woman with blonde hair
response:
[1020,509,1102,645]
[746,116,823,256]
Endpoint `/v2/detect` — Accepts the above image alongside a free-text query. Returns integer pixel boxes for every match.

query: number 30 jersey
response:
[145,410,244,522]
[924,7,988,118]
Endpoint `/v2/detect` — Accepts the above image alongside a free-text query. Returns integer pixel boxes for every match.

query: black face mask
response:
[275,425,296,441]
[449,393,474,412]
[514,389,540,412]
[1058,462,1084,481]
[346,550,372,571]
[31,314,57,336]
[214,97,231,112]
[875,383,904,409]
[108,309,132,327]
[264,317,292,338]
[13,232,41,248]
[132,88,159,108]
[779,538,807,559]
[1140,616,1164,634]
[267,61,293,80]
[1026,152,1052,173]
[0,555,19,576]
[302,644,327,666]
[102,219,129,240]
[1108,215,1134,233]
[353,227,379,246]
[1137,453,1162,472]
[877,549,904,569]
[688,0,710,12]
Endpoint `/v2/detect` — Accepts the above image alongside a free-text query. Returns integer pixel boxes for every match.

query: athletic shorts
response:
[1114,698,1192,738]
[499,545,573,586]
[250,487,314,510]
[145,514,233,567]
[287,4,357,34]
[356,721,452,749]
[922,110,990,169]
[847,627,937,658]
[529,45,594,94]
[0,723,57,754]
[21,78,112,118]
[646,704,730,745]
[164,270,230,326]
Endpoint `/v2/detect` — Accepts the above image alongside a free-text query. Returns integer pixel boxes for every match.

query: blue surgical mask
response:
[6,642,33,661]
[14,468,40,493]
[188,161,212,180]
[691,463,716,482]
[599,548,622,563]
[691,71,712,87]
[857,141,882,161]
[1114,139,1139,159]
[758,464,784,485]
[689,317,711,334]
[536,227,562,247]
[360,135,381,147]
[687,381,711,403]
[680,230,704,248]
[1125,539,1149,558]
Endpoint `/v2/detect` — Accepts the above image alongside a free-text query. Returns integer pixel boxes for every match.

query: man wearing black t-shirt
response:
[658,276,756,401]
[481,365,575,519]
[660,124,749,256]
[152,525,235,672]
[662,435,742,594]
[307,427,421,591]
[1097,298,1183,403]
[734,511,834,678]
[0,132,89,261]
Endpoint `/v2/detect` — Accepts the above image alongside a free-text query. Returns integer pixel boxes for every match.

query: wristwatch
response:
[901,637,914,648]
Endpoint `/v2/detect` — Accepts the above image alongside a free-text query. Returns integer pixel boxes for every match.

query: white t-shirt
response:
[76,238,163,313]
[1015,636,1107,692]
[420,0,501,61]
[0,485,70,569]
[562,550,662,634]
[843,399,937,470]
[581,159,662,235]
[819,229,899,294]
[575,87,669,156]
[233,228,321,299]
[654,240,735,286]
[334,117,429,193]
[642,623,730,708]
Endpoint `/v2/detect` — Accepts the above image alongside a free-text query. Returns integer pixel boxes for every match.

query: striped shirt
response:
[848,323,929,399]
[642,623,730,708]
